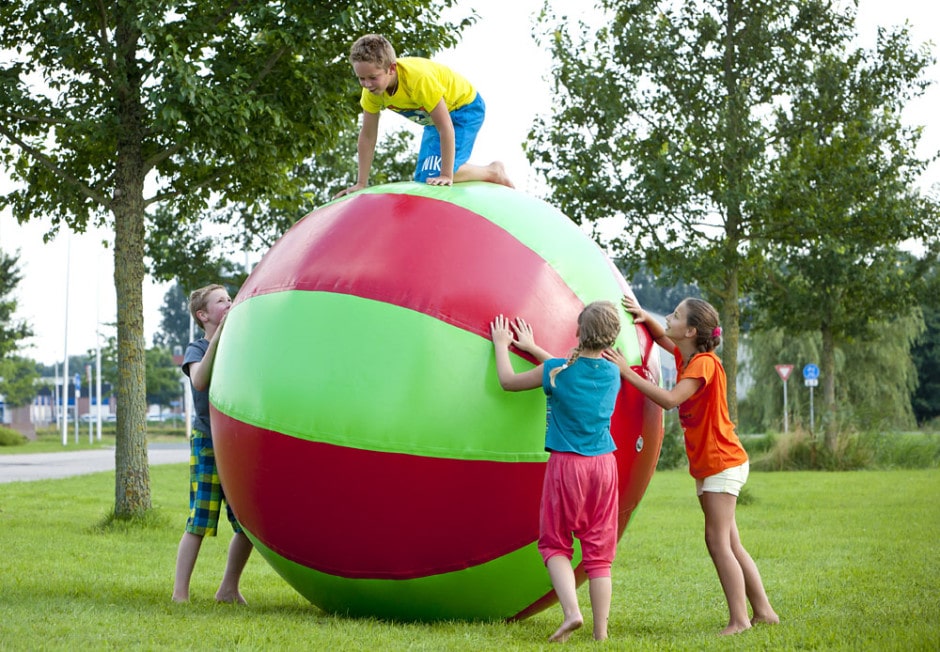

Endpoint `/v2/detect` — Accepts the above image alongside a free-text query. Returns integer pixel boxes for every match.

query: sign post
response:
[775,364,794,433]
[73,372,81,444]
[803,364,820,437]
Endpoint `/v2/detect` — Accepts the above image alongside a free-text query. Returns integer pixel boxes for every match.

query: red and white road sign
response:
[775,364,794,381]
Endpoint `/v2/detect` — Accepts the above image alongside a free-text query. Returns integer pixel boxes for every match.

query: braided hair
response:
[549,300,621,387]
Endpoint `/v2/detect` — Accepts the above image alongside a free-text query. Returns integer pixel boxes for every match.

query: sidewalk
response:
[0,443,189,483]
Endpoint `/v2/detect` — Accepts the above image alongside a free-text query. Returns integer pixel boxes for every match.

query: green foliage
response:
[0,249,33,358]
[0,0,470,237]
[911,264,940,424]
[0,355,41,408]
[856,432,940,469]
[655,412,687,471]
[0,0,474,516]
[145,347,183,410]
[0,424,27,446]
[740,433,778,456]
[528,0,938,427]
[751,429,871,471]
[750,429,940,471]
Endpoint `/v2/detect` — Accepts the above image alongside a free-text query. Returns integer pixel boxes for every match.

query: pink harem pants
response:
[538,451,619,579]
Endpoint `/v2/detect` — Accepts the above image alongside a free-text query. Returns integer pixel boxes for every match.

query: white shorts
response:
[696,461,749,497]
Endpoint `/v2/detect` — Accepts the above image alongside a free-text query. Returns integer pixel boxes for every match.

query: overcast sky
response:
[1,0,938,366]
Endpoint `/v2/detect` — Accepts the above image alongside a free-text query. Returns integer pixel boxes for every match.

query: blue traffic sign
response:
[803,364,819,380]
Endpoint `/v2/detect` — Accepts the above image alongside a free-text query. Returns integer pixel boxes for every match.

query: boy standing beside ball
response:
[172,284,253,604]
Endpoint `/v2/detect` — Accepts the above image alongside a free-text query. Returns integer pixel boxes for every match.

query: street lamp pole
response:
[60,240,71,446]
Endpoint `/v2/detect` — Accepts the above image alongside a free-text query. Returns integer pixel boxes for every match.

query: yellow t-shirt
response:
[675,350,748,479]
[359,57,476,127]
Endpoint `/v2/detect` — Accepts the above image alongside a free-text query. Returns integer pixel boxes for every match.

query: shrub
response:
[655,412,686,471]
[750,429,940,471]
[859,432,940,469]
[0,425,27,447]
[741,432,777,456]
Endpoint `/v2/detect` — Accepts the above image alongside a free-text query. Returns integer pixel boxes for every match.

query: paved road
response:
[0,443,189,483]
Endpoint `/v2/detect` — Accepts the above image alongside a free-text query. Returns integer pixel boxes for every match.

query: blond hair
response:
[349,34,396,68]
[188,284,224,331]
[549,300,621,387]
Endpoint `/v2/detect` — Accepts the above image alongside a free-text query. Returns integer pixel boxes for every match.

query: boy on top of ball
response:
[334,34,514,197]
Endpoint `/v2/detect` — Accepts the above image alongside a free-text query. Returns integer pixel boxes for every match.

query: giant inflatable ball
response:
[210,181,664,621]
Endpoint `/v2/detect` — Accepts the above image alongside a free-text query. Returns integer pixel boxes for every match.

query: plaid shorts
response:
[185,429,241,536]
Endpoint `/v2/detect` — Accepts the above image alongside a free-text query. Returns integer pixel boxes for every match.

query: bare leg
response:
[588,576,612,641]
[172,532,203,602]
[729,522,780,625]
[216,532,253,604]
[699,493,751,635]
[453,161,515,188]
[545,555,584,642]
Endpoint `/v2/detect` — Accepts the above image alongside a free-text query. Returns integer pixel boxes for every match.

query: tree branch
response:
[0,124,111,208]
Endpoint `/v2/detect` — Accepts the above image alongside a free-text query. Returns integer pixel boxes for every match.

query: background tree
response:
[624,265,702,317]
[152,283,191,353]
[149,125,416,348]
[526,0,934,426]
[0,1,470,518]
[0,250,33,358]
[145,347,182,414]
[741,315,922,436]
[911,258,940,425]
[751,31,938,448]
[0,356,40,409]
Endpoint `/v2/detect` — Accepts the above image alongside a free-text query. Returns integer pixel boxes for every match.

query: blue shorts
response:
[414,92,485,182]
[185,429,242,536]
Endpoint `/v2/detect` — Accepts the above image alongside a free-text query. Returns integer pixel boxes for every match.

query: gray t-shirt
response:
[182,338,212,435]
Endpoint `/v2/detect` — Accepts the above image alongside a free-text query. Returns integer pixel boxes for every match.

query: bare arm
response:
[602,347,700,410]
[189,316,226,392]
[427,99,455,186]
[491,315,543,392]
[334,111,380,198]
[623,295,675,353]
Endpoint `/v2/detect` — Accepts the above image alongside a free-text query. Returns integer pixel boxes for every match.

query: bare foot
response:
[549,616,583,643]
[487,161,515,189]
[719,621,751,636]
[751,611,780,626]
[216,591,247,605]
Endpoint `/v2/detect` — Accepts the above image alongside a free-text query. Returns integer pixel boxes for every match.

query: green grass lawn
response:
[0,465,937,650]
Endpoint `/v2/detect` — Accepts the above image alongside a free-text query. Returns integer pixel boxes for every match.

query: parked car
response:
[80,413,111,423]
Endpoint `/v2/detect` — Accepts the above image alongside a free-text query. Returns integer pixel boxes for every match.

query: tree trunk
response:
[720,0,744,425]
[113,196,151,517]
[112,11,150,517]
[720,266,741,425]
[821,326,838,451]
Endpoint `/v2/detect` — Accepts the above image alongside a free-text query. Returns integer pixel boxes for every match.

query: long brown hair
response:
[682,298,721,354]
